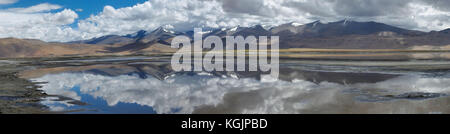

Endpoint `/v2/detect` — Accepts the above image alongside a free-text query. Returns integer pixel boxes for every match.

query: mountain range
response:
[2,20,450,58]
[68,19,450,49]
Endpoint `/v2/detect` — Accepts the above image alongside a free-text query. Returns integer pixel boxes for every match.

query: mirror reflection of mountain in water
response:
[30,61,450,114]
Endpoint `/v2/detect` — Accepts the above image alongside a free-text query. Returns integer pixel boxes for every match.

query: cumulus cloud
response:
[0,3,80,42]
[76,0,450,39]
[1,0,450,42]
[33,72,338,113]
[76,0,311,39]
[33,72,450,113]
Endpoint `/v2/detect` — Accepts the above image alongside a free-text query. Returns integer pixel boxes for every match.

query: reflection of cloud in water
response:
[33,72,450,114]
[355,75,450,93]
[34,73,344,113]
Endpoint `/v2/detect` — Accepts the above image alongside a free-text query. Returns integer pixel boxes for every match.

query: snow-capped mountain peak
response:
[229,26,239,32]
[291,22,302,27]
[152,25,176,34]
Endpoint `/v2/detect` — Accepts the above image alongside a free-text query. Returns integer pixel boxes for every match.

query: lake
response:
[22,56,450,114]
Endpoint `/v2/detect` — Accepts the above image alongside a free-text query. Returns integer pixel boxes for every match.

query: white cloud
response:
[0,0,17,5]
[33,72,333,113]
[46,9,79,25]
[1,0,450,42]
[0,4,80,42]
[76,0,311,40]
[59,0,450,41]
[6,3,62,13]
[33,72,450,113]
[77,0,230,37]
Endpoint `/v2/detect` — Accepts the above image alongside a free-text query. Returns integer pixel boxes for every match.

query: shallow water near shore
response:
[19,55,450,114]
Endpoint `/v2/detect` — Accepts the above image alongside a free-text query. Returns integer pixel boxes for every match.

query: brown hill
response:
[0,38,176,58]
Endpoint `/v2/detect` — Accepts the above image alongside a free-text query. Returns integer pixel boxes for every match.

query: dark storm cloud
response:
[330,0,411,17]
[219,0,265,15]
[281,0,336,17]
[423,0,450,12]
[215,0,450,31]
[221,0,413,17]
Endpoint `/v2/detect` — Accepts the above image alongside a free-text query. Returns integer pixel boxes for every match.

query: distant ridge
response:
[2,20,450,58]
[66,20,450,49]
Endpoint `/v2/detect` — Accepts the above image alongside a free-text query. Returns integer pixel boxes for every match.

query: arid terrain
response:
[0,38,177,58]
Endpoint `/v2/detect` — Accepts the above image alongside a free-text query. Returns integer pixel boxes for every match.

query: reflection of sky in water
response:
[34,72,327,113]
[40,86,156,114]
[33,71,450,114]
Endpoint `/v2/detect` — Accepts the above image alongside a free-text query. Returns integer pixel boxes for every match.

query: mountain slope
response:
[69,35,135,45]
[271,20,424,37]
[0,37,177,58]
[0,38,107,58]
[2,20,450,58]
[267,20,449,49]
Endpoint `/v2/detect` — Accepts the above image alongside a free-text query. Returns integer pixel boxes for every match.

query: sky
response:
[0,0,450,42]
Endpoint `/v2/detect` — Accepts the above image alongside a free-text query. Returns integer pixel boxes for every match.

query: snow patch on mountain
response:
[291,22,302,27]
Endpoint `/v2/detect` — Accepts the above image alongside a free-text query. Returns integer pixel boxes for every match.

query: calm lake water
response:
[30,57,450,114]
